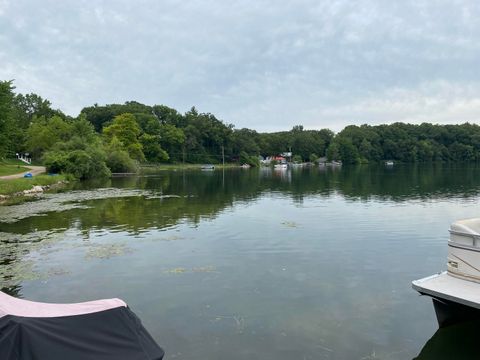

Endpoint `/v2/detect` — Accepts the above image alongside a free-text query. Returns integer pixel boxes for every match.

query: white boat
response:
[413,218,480,327]
[385,160,394,166]
[241,164,251,169]
[201,164,215,170]
[274,163,288,170]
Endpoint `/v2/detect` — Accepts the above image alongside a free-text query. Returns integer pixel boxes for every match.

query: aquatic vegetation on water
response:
[0,260,40,285]
[85,243,133,259]
[192,266,217,273]
[164,267,187,274]
[163,266,217,274]
[0,230,72,287]
[0,188,158,223]
[281,221,299,228]
[0,228,136,287]
[157,235,185,241]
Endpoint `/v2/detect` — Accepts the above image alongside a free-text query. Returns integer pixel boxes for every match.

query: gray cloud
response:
[1,0,480,131]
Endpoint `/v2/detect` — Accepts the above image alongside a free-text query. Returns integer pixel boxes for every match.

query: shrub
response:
[44,148,111,180]
[106,150,139,173]
[44,151,68,174]
[292,154,302,163]
[239,151,260,167]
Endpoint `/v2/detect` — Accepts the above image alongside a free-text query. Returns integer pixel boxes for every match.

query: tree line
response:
[2,79,480,179]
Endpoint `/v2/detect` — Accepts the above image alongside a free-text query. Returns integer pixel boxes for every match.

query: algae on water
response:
[0,188,158,223]
[85,243,133,259]
[0,187,188,288]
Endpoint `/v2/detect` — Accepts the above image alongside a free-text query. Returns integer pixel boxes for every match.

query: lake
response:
[1,164,480,359]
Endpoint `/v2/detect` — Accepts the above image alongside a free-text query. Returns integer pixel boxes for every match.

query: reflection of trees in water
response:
[338,163,480,201]
[1,246,24,296]
[414,319,480,359]
[1,284,22,297]
[3,164,480,296]
[257,163,480,202]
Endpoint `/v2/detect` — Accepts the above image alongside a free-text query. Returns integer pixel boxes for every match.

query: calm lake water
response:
[2,164,480,359]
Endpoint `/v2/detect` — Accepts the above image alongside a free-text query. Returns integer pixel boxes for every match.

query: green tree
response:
[81,104,115,132]
[239,151,260,167]
[13,93,59,128]
[292,154,302,163]
[153,105,185,127]
[327,142,340,161]
[44,147,111,179]
[338,138,359,164]
[140,133,169,162]
[159,124,185,162]
[181,107,233,163]
[449,142,475,161]
[0,80,15,158]
[103,113,145,162]
[26,115,73,158]
[232,128,260,157]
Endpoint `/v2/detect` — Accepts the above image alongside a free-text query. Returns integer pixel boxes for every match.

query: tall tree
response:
[13,93,58,128]
[26,115,73,158]
[0,81,15,158]
[103,113,145,162]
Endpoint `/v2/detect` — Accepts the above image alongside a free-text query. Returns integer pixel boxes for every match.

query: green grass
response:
[0,160,29,176]
[0,174,67,196]
[2,159,27,165]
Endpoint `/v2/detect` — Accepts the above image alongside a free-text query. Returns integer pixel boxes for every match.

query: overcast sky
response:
[1,0,480,132]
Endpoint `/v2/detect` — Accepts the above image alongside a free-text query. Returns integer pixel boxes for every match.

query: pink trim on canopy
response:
[0,291,127,318]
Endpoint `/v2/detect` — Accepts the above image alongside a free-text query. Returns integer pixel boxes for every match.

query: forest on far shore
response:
[2,80,480,179]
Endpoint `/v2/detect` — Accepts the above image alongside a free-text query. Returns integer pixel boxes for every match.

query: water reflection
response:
[2,164,480,358]
[415,320,480,359]
[3,163,480,236]
[93,162,480,201]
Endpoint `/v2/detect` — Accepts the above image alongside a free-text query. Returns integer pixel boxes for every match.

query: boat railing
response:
[449,229,480,249]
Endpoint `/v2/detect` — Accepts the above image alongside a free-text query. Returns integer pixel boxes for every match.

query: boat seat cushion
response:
[0,291,126,318]
[450,218,480,236]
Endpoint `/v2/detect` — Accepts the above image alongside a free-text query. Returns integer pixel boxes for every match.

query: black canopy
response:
[0,292,164,360]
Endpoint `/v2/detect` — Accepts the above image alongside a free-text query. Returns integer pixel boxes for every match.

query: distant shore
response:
[140,163,242,171]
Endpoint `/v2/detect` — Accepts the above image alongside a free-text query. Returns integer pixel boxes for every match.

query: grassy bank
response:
[0,159,29,176]
[0,174,68,196]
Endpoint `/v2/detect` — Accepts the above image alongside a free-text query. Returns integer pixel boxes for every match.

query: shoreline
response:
[0,176,69,205]
[140,163,243,171]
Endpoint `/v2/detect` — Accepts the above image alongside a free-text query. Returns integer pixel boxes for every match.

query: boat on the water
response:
[413,218,480,327]
[274,163,288,170]
[201,164,215,170]
[0,291,164,359]
[385,160,394,166]
[241,164,251,169]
